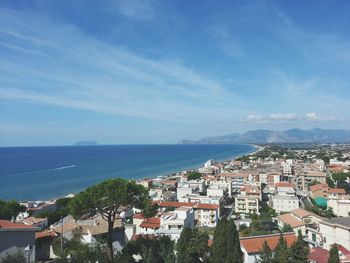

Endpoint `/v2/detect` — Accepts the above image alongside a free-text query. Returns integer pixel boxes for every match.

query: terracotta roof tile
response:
[308,247,329,263]
[277,213,305,228]
[140,217,160,229]
[0,220,37,230]
[329,188,346,194]
[240,233,296,254]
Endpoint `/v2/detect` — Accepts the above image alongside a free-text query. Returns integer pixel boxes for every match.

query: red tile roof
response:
[308,247,329,263]
[158,201,219,210]
[140,217,160,229]
[240,233,297,254]
[133,213,145,220]
[277,214,305,228]
[310,183,329,192]
[0,220,37,230]
[35,229,57,239]
[329,188,346,194]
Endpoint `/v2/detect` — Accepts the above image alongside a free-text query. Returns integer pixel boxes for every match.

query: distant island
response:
[74,141,99,146]
[179,128,350,144]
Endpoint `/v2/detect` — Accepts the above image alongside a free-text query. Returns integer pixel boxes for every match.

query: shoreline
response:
[26,144,261,203]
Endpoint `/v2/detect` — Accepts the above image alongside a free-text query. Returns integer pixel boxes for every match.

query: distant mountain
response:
[178,128,350,144]
[74,141,99,146]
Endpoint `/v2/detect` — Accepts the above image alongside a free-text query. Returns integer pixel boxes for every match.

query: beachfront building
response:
[0,220,38,263]
[234,185,261,215]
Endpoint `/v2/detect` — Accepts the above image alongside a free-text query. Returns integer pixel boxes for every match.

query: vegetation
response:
[176,227,209,263]
[187,171,202,181]
[210,217,243,263]
[326,177,335,188]
[37,197,72,225]
[328,244,340,263]
[68,178,150,262]
[240,208,278,237]
[289,233,310,263]
[1,251,26,263]
[117,236,175,263]
[258,241,273,263]
[306,205,335,218]
[0,200,26,220]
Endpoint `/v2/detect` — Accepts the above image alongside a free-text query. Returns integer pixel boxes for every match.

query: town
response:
[1,144,350,263]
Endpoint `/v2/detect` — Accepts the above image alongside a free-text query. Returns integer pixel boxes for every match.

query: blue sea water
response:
[0,144,255,201]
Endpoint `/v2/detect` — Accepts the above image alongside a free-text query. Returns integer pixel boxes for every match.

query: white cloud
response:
[305,113,336,122]
[269,113,297,121]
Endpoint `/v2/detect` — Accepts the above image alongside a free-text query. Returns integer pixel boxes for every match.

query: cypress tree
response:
[328,244,340,263]
[274,234,290,263]
[290,233,309,263]
[176,227,193,263]
[210,217,243,263]
[258,241,273,263]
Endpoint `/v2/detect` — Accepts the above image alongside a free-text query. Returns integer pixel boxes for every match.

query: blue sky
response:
[1,0,350,146]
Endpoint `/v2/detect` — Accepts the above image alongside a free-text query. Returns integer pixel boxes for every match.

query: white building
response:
[328,199,350,217]
[319,217,350,250]
[235,185,261,215]
[271,182,299,213]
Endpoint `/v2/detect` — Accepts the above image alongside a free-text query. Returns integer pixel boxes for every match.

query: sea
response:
[0,144,255,201]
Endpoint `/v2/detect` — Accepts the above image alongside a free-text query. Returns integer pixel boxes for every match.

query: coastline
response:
[42,144,262,202]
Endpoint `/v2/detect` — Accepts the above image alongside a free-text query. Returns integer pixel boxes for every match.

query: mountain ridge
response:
[178,128,350,144]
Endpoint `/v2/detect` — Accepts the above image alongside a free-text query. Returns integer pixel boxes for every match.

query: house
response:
[328,188,347,199]
[158,201,219,227]
[328,199,350,217]
[22,217,48,230]
[310,183,329,198]
[35,230,57,261]
[240,232,297,263]
[308,247,329,263]
[235,185,261,215]
[0,220,39,263]
[276,213,305,235]
[319,217,350,250]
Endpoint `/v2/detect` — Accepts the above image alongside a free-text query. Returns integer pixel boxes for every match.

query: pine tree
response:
[290,233,309,263]
[328,244,340,263]
[210,217,243,263]
[258,241,273,263]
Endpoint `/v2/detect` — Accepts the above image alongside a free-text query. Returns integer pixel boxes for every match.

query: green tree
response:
[282,224,293,233]
[187,171,202,181]
[0,200,26,220]
[258,241,273,263]
[289,233,309,263]
[68,178,149,262]
[176,227,193,263]
[328,244,340,263]
[274,234,290,263]
[210,217,243,263]
[326,177,335,188]
[1,251,26,263]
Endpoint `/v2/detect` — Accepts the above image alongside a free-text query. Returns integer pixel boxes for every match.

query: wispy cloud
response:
[305,113,336,122]
[113,0,156,21]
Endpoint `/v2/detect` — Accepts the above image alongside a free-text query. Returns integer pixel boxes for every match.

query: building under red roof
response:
[139,217,160,229]
[275,182,295,188]
[158,201,219,210]
[240,232,297,254]
[0,220,38,230]
[308,247,329,263]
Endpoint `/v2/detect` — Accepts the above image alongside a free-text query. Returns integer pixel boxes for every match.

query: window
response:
[323,237,326,243]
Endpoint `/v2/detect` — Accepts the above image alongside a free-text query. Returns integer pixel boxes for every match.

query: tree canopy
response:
[328,244,340,263]
[0,200,26,220]
[187,171,202,181]
[68,178,150,262]
[210,217,243,263]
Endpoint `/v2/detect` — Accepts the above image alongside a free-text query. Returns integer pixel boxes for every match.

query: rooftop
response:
[277,213,305,228]
[0,220,38,231]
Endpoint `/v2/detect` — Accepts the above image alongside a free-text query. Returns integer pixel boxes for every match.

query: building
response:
[271,182,299,213]
[328,188,347,199]
[158,201,219,227]
[235,185,260,215]
[240,232,297,263]
[22,217,48,230]
[310,183,329,198]
[319,217,350,250]
[328,199,350,217]
[297,170,327,190]
[0,220,38,263]
[276,213,306,235]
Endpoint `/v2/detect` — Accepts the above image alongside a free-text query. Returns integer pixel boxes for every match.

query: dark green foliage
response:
[0,200,26,220]
[210,217,243,263]
[258,241,273,263]
[176,227,209,263]
[274,234,290,263]
[187,171,202,181]
[326,177,335,188]
[240,208,278,237]
[37,197,72,225]
[143,203,159,219]
[1,251,26,263]
[328,244,340,263]
[117,236,175,263]
[282,224,293,233]
[306,206,335,218]
[68,178,149,262]
[289,233,309,263]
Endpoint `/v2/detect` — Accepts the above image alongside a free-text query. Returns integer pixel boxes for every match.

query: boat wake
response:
[2,165,76,176]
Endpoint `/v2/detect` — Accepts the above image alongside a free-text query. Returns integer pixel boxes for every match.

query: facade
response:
[328,199,350,217]
[0,220,38,263]
[297,170,327,190]
[310,183,329,198]
[235,185,260,215]
[271,182,299,213]
[319,217,350,250]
